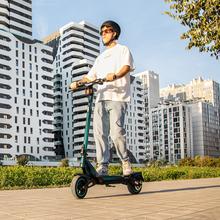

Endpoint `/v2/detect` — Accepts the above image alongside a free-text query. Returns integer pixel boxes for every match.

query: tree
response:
[164,0,220,59]
[60,158,69,167]
[16,155,29,166]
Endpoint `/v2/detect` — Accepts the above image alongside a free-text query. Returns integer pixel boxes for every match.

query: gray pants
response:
[93,101,129,165]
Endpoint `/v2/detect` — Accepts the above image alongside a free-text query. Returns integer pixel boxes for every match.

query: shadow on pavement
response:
[85,184,220,200]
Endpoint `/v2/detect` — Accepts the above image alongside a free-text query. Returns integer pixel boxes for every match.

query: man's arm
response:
[106,65,131,82]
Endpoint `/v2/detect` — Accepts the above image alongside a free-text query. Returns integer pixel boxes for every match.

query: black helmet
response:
[100,20,121,40]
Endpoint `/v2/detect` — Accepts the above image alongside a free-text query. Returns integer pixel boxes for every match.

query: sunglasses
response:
[100,28,114,36]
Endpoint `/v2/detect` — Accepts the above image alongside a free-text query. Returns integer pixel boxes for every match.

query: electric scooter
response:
[69,78,143,199]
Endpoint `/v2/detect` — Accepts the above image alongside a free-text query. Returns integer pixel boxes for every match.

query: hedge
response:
[1,166,220,190]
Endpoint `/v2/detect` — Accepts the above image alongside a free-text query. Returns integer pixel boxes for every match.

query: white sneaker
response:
[122,160,133,176]
[96,164,108,176]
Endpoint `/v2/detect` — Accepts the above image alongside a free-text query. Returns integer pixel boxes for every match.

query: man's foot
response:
[122,160,133,176]
[96,164,108,176]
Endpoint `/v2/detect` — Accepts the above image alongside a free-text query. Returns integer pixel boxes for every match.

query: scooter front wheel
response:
[71,175,88,199]
[127,179,142,194]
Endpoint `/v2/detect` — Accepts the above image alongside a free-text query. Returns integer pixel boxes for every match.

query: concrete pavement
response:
[0,178,220,220]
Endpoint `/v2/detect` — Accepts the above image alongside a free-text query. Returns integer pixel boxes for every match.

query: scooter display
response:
[69,78,143,199]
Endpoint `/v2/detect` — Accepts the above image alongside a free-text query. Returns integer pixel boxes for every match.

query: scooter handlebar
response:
[69,78,106,92]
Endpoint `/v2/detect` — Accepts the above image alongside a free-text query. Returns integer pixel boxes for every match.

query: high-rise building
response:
[44,21,100,160]
[188,101,220,157]
[160,77,220,158]
[160,77,220,107]
[0,0,32,39]
[149,102,193,163]
[133,71,160,161]
[0,0,54,161]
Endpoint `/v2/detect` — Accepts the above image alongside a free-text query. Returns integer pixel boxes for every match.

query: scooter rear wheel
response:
[127,179,142,194]
[71,175,88,199]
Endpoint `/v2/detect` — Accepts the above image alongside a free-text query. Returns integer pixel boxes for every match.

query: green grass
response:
[0,166,220,190]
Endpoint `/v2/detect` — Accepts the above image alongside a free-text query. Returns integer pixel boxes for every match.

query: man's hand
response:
[82,75,96,83]
[106,73,117,82]
[69,81,78,91]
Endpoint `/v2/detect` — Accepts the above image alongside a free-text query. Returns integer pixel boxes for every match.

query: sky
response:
[32,0,219,88]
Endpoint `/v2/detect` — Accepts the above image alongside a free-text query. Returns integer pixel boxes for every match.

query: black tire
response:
[127,179,142,194]
[70,175,88,199]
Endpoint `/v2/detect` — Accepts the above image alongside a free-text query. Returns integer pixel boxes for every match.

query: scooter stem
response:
[81,90,94,167]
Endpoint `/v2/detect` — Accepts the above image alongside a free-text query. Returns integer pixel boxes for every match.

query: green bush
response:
[60,158,69,167]
[0,165,220,190]
[179,156,220,167]
[0,166,82,189]
[16,155,29,166]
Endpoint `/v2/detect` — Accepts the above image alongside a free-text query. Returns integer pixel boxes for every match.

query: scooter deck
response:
[97,172,143,185]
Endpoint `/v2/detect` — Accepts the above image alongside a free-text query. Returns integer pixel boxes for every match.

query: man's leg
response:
[93,101,110,175]
[108,101,132,175]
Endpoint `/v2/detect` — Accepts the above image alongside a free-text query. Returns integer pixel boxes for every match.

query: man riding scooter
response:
[70,20,134,176]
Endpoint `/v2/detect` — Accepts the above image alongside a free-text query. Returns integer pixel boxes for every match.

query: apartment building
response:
[44,21,100,161]
[149,102,193,163]
[0,0,54,161]
[161,77,220,158]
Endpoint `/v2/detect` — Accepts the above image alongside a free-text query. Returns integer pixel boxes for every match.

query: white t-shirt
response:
[87,44,134,103]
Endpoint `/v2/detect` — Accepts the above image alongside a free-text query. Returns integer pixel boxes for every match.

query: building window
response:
[15,135,18,143]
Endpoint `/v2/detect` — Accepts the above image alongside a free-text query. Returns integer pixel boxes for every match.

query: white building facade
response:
[133,71,160,161]
[149,103,193,163]
[188,101,220,157]
[44,21,100,161]
[0,0,54,161]
[160,77,220,158]
[0,0,32,40]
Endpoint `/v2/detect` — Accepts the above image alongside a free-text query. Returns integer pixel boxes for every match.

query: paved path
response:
[0,178,220,220]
